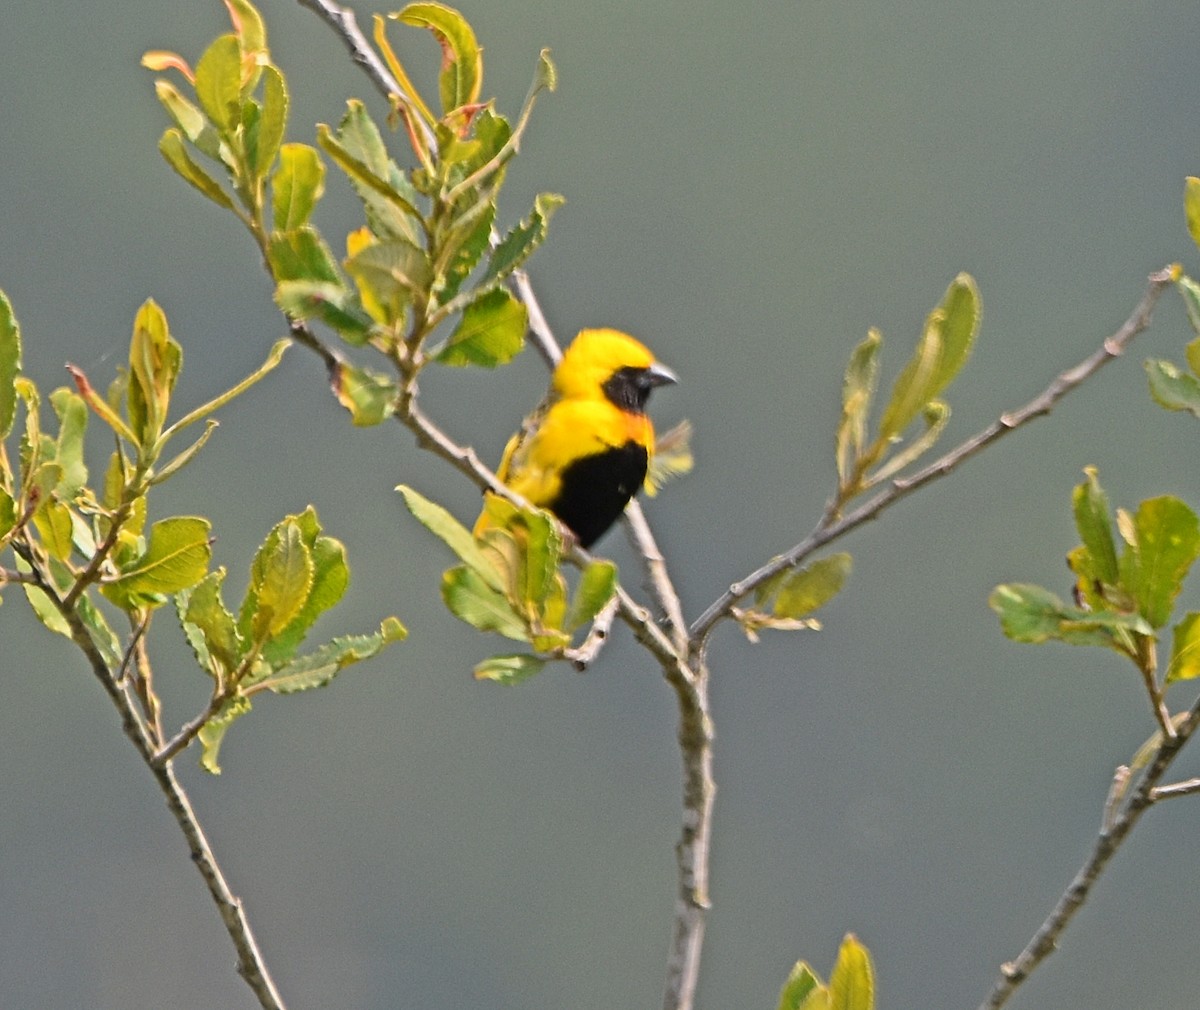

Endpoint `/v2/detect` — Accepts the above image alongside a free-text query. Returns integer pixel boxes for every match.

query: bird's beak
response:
[646,361,679,387]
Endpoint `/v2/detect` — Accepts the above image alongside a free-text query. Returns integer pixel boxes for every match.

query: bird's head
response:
[553,328,677,412]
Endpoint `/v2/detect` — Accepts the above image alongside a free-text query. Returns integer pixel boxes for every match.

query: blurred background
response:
[3,1,1200,1007]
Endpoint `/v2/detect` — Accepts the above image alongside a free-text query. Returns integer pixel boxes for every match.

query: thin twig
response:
[23,543,288,1010]
[294,0,437,150]
[690,266,1177,642]
[1149,775,1200,801]
[979,691,1200,1009]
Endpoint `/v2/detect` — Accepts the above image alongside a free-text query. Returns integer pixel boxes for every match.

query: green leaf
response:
[474,652,546,684]
[194,33,242,132]
[178,568,243,677]
[151,419,220,485]
[18,555,72,638]
[759,554,852,619]
[249,518,314,640]
[127,298,182,448]
[154,80,220,158]
[436,198,495,304]
[836,328,881,486]
[396,2,482,113]
[0,487,16,542]
[989,583,1151,651]
[103,516,212,606]
[274,281,374,345]
[320,111,424,243]
[442,564,528,640]
[566,560,618,631]
[434,287,527,367]
[480,193,564,290]
[1186,177,1200,251]
[258,507,351,666]
[344,237,432,323]
[1072,467,1119,585]
[48,388,88,498]
[0,290,19,438]
[247,620,406,694]
[331,362,398,426]
[78,591,123,671]
[249,64,287,182]
[1119,495,1200,628]
[272,143,324,230]
[878,273,980,441]
[198,695,252,774]
[32,500,73,561]
[1177,276,1200,336]
[397,484,506,593]
[778,961,827,1010]
[1167,612,1200,684]
[159,128,234,210]
[268,226,340,283]
[828,934,875,1010]
[226,0,268,58]
[1145,357,1200,417]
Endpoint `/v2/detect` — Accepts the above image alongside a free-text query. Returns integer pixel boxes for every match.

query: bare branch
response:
[1149,775,1200,801]
[691,266,1177,643]
[979,690,1200,1009]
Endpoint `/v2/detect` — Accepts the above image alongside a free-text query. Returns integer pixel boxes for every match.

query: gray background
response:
[3,1,1200,1008]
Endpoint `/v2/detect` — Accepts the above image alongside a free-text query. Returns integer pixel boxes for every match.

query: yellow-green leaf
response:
[1186,177,1200,251]
[103,516,212,606]
[193,33,243,132]
[1167,611,1200,684]
[272,143,324,230]
[828,934,875,1010]
[159,129,234,210]
[0,290,22,438]
[396,2,482,113]
[434,288,527,367]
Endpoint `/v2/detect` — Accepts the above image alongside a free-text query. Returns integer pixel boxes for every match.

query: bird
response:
[476,328,678,549]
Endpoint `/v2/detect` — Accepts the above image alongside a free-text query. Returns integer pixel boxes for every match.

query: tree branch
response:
[979,692,1200,1009]
[691,265,1177,642]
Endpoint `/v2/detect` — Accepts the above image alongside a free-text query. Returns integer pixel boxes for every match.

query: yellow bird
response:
[477,328,677,548]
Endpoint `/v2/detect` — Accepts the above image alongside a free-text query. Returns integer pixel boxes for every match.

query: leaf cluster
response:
[144,0,562,430]
[0,289,401,772]
[777,934,875,1010]
[399,486,616,682]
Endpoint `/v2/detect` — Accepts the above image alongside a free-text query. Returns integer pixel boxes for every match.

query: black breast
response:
[548,441,649,548]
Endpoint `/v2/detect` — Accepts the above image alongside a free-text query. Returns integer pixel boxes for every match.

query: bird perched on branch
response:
[476,328,678,548]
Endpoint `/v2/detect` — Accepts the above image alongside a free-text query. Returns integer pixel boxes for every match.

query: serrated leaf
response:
[835,328,881,486]
[194,33,242,132]
[480,193,564,289]
[249,518,313,640]
[878,273,979,441]
[102,516,212,607]
[268,226,340,283]
[1186,177,1200,251]
[434,287,526,367]
[274,281,374,345]
[436,198,495,304]
[442,564,528,640]
[1119,495,1200,629]
[397,484,506,593]
[0,290,20,438]
[474,652,546,684]
[247,620,405,694]
[1167,611,1200,684]
[989,583,1151,650]
[258,506,351,666]
[272,143,324,230]
[319,113,424,242]
[159,129,234,210]
[1072,467,1119,585]
[178,568,243,677]
[828,934,875,1010]
[331,362,398,426]
[396,2,482,114]
[1145,357,1200,417]
[198,695,252,774]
